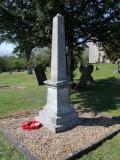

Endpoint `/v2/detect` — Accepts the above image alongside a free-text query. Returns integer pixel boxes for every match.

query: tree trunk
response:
[67,41,75,81]
[24,43,32,62]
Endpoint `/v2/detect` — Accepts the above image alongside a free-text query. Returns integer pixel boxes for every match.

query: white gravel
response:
[0,110,120,160]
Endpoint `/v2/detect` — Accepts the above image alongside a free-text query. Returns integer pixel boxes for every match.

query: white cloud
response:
[0,43,15,56]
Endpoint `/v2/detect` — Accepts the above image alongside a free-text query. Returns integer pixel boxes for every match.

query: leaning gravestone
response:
[34,63,47,85]
[36,14,79,133]
[76,64,95,90]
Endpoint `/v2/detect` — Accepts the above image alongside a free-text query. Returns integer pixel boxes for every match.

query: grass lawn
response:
[0,71,48,117]
[0,63,120,160]
[72,63,120,116]
[79,133,120,160]
[0,64,120,117]
[0,131,25,160]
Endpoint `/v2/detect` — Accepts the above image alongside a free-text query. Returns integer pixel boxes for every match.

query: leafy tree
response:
[0,56,8,71]
[34,0,120,80]
[33,47,51,66]
[9,58,27,70]
[0,0,120,80]
[0,56,27,72]
[0,0,37,61]
[104,45,120,62]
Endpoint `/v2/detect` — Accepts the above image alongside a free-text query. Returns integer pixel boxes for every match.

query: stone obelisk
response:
[36,14,79,133]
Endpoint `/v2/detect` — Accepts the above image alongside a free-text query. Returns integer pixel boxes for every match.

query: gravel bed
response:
[0,110,120,160]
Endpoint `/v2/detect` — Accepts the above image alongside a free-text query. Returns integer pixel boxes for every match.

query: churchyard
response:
[0,64,120,117]
[0,63,120,160]
[0,2,120,158]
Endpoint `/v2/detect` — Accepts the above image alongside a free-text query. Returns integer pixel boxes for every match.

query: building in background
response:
[88,42,110,64]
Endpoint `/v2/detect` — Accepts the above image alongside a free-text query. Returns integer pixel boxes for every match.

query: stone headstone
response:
[34,63,47,85]
[27,67,33,74]
[35,14,79,133]
[76,64,95,89]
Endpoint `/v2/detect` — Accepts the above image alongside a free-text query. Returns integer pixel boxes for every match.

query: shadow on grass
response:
[71,77,120,114]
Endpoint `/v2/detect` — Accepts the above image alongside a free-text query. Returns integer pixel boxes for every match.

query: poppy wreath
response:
[21,120,42,130]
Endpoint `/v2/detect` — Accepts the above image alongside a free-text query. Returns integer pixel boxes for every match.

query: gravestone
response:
[76,64,95,89]
[34,63,47,85]
[27,66,33,74]
[36,14,79,133]
[116,59,120,74]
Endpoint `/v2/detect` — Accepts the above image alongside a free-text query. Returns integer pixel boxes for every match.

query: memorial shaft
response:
[36,14,79,133]
[51,14,67,81]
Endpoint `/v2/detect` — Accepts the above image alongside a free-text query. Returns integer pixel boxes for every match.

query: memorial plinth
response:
[36,14,79,133]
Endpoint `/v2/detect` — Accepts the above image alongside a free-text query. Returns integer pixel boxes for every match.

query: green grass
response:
[0,71,47,117]
[0,63,120,160]
[0,64,120,117]
[0,131,25,160]
[92,63,120,80]
[0,70,48,160]
[78,133,120,160]
[72,63,120,116]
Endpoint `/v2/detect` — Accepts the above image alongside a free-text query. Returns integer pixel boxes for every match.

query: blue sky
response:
[0,43,15,56]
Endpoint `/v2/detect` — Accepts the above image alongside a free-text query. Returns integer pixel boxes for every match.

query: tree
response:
[33,47,51,66]
[104,45,120,62]
[0,0,120,80]
[0,56,8,71]
[0,0,37,61]
[35,0,120,80]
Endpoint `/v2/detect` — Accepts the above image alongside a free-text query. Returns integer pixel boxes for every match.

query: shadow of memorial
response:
[78,116,120,127]
[71,77,120,113]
